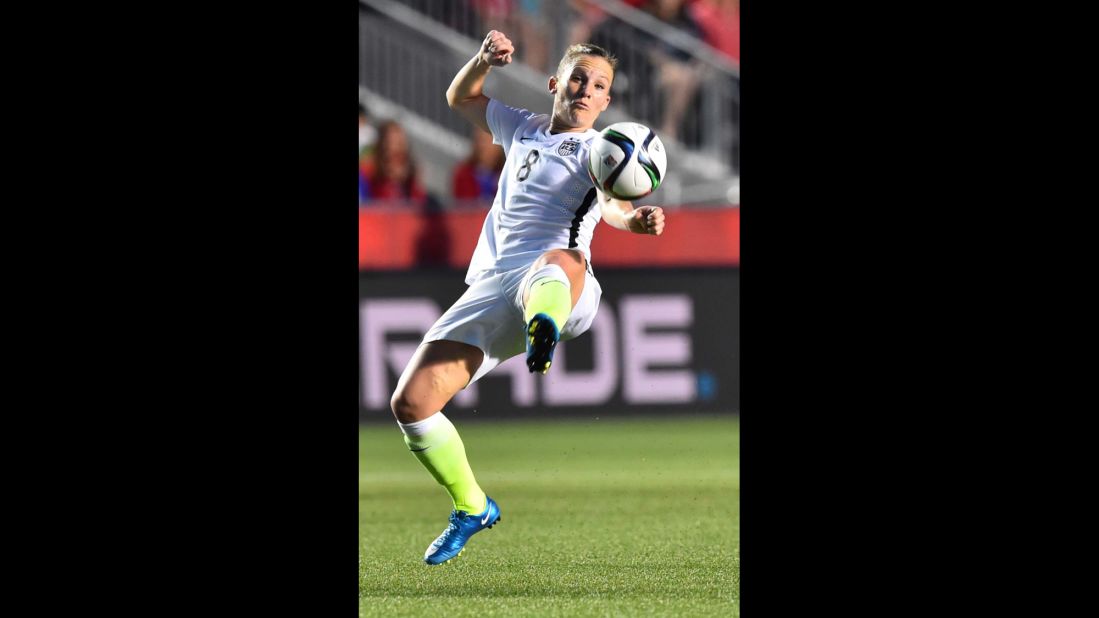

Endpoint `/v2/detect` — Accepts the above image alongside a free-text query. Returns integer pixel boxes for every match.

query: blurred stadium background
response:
[359,0,739,421]
[359,2,739,613]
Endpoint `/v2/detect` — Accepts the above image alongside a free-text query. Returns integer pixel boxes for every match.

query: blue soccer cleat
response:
[423,496,501,565]
[525,313,560,374]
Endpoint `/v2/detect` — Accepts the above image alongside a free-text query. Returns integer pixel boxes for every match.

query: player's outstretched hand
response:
[480,30,514,67]
[633,206,665,236]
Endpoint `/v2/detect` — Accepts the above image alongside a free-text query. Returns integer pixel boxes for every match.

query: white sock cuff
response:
[527,263,570,294]
[398,411,451,438]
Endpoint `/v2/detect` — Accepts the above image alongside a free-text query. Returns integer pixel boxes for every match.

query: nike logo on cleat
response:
[409,446,431,452]
[481,512,490,525]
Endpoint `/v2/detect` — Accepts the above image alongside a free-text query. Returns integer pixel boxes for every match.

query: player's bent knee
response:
[390,387,430,424]
[537,248,583,268]
[530,249,586,307]
[390,374,441,423]
[533,250,586,283]
[389,389,410,422]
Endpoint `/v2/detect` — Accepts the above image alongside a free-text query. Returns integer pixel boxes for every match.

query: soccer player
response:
[390,30,666,565]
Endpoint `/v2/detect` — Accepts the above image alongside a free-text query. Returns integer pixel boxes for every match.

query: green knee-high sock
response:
[401,413,487,515]
[524,271,572,328]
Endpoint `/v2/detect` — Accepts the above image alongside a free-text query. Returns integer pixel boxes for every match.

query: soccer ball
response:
[586,122,668,200]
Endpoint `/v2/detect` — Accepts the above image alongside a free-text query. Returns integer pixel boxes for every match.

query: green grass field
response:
[359,415,739,617]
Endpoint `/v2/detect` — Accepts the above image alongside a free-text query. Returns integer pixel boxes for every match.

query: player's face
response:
[549,56,613,132]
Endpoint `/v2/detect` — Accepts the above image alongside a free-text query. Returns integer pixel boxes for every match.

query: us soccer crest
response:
[557,139,580,157]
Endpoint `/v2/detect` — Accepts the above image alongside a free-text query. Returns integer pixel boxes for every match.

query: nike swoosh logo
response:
[519,136,532,142]
[481,512,491,525]
[409,446,430,452]
[425,545,439,556]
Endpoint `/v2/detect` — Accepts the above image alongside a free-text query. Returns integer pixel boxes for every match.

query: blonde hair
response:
[555,43,618,78]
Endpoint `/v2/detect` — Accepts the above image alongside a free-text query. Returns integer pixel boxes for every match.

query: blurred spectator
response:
[571,0,706,140]
[452,127,505,206]
[359,102,376,206]
[467,0,549,72]
[469,0,513,34]
[689,0,739,64]
[514,0,550,73]
[568,0,643,48]
[360,120,429,206]
[359,102,377,160]
[435,0,483,39]
[638,0,705,141]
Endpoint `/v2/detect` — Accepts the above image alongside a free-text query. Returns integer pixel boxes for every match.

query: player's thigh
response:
[391,340,484,423]
[527,248,587,307]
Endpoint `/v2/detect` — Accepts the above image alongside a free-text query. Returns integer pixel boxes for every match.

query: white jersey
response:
[465,98,602,285]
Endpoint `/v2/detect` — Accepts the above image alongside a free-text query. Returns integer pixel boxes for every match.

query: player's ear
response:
[548,75,558,94]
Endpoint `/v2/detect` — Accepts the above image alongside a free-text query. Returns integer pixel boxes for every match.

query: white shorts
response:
[423,263,603,384]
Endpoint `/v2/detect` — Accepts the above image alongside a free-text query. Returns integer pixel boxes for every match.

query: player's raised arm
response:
[446,30,515,133]
[598,190,665,236]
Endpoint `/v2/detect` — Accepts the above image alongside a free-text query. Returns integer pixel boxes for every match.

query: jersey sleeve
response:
[486,98,538,154]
